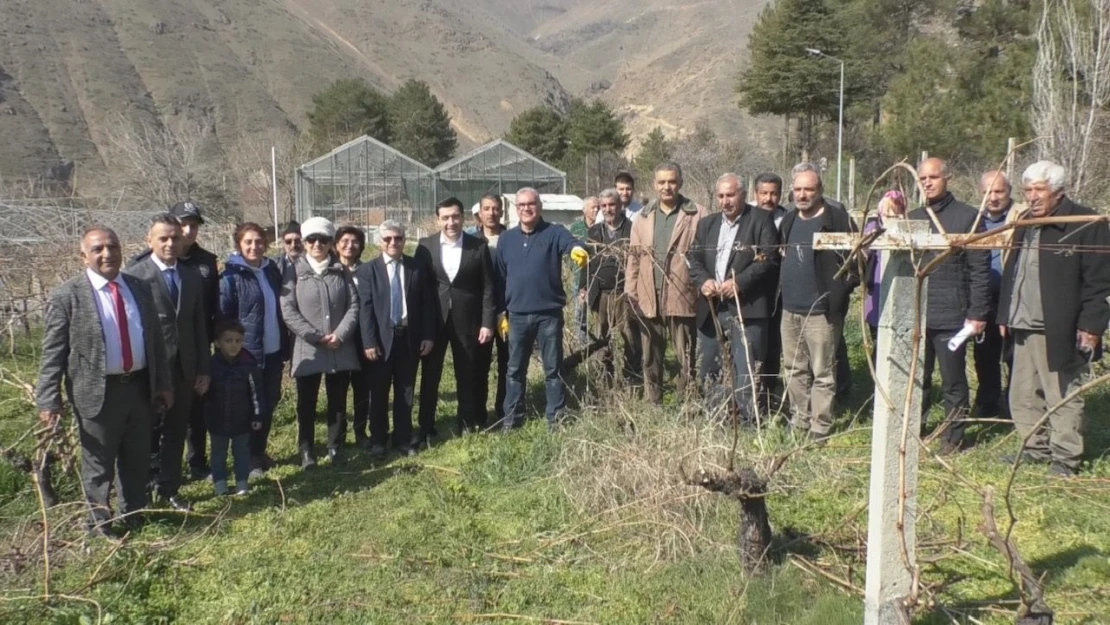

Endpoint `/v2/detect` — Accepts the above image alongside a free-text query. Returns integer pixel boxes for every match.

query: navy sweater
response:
[494,220,583,314]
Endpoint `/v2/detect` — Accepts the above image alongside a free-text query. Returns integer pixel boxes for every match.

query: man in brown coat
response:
[625,162,705,403]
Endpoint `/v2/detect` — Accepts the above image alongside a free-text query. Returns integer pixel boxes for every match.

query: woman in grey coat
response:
[280,217,359,468]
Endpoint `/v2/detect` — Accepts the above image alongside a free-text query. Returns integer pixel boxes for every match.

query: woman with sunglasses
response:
[279,217,360,468]
[333,225,373,446]
[218,223,288,478]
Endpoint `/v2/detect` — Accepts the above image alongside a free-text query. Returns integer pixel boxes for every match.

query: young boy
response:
[205,319,263,495]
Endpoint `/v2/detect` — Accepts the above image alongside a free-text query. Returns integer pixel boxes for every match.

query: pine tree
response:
[388,79,457,166]
[505,106,568,163]
[633,127,672,183]
[307,79,391,148]
[565,99,629,156]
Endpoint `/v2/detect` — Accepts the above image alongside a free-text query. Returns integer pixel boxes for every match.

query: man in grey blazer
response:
[35,227,173,536]
[124,214,210,510]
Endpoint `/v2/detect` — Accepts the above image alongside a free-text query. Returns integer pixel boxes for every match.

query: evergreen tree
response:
[388,79,457,166]
[566,99,629,156]
[736,0,850,150]
[307,78,391,148]
[633,127,672,182]
[505,106,568,163]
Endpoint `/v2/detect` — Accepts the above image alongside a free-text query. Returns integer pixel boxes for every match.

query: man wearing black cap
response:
[277,221,302,277]
[169,201,220,478]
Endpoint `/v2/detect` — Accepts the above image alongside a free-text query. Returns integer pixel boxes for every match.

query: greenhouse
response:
[294,135,435,225]
[433,140,566,212]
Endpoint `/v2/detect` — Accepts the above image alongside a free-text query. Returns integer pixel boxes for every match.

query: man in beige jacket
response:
[625,162,705,403]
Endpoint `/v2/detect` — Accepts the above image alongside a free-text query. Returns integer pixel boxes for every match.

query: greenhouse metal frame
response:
[294,135,435,224]
[433,139,566,211]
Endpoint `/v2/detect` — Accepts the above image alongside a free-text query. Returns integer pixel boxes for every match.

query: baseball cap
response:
[170,201,205,224]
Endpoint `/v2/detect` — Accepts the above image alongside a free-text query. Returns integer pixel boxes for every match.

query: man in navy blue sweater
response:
[494,188,588,429]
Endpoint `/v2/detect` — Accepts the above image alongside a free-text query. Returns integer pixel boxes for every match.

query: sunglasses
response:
[283,237,303,246]
[305,235,333,245]
[382,236,404,243]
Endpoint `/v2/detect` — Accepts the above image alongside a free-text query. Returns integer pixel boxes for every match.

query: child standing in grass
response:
[206,319,263,496]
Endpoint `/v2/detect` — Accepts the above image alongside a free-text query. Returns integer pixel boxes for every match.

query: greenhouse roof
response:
[298,135,433,181]
[434,140,565,181]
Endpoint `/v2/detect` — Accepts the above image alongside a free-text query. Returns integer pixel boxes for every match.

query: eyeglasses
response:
[305,235,333,245]
[382,236,404,243]
[283,237,302,247]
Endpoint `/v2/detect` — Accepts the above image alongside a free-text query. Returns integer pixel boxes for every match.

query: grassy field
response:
[1,316,1109,624]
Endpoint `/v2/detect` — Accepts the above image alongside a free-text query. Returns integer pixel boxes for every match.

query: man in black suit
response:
[124,213,210,510]
[415,198,496,439]
[35,227,173,535]
[166,201,220,480]
[689,174,781,423]
[356,220,436,457]
[472,193,509,424]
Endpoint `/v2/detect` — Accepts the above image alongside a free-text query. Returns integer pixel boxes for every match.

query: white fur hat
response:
[300,216,335,239]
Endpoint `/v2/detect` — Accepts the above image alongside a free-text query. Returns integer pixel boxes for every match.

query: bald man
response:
[908,158,992,455]
[35,228,173,536]
[975,171,1020,419]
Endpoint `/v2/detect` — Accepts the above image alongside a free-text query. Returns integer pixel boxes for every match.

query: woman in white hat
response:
[279,216,360,468]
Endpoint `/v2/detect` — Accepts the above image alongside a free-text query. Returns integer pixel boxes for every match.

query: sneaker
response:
[301,450,317,469]
[235,481,249,495]
[369,444,387,460]
[326,448,341,464]
[214,480,229,496]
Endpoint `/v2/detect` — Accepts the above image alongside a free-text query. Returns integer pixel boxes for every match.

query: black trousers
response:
[973,321,1012,413]
[347,361,372,442]
[419,313,484,434]
[153,370,193,497]
[295,372,350,451]
[923,327,970,443]
[476,330,508,423]
[369,332,418,447]
[77,372,152,531]
[185,388,208,470]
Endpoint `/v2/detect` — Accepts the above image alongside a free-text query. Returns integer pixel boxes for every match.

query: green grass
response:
[1,318,1109,624]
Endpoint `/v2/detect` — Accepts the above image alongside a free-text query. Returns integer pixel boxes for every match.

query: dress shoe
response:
[189,465,211,481]
[397,445,417,457]
[326,448,341,464]
[1000,452,1049,466]
[369,444,387,460]
[301,450,317,469]
[163,495,193,512]
[1048,462,1077,478]
[937,438,965,456]
[261,454,278,470]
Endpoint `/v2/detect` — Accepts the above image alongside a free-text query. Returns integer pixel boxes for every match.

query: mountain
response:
[0,0,769,192]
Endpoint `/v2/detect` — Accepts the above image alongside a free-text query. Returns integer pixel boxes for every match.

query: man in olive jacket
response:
[998,161,1110,476]
[625,162,706,403]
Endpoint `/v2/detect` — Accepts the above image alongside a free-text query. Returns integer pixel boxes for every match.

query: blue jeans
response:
[503,311,565,427]
[210,433,250,483]
[698,312,768,423]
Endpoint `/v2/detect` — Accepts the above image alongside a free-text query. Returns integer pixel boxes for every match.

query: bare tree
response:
[103,112,233,220]
[230,131,316,225]
[671,124,746,209]
[1032,0,1110,201]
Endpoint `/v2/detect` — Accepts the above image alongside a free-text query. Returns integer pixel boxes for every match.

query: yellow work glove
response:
[498,314,509,341]
[570,247,589,269]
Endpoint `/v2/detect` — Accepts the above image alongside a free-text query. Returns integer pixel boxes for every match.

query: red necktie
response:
[106,281,133,373]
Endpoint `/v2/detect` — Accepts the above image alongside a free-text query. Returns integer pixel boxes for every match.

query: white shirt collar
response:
[150,255,177,271]
[440,233,463,248]
[86,268,118,290]
[722,211,742,227]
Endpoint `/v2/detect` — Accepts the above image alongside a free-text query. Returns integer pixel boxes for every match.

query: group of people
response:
[31,155,1109,537]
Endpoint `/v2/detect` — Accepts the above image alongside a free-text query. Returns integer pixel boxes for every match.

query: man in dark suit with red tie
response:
[356,220,436,458]
[415,198,496,440]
